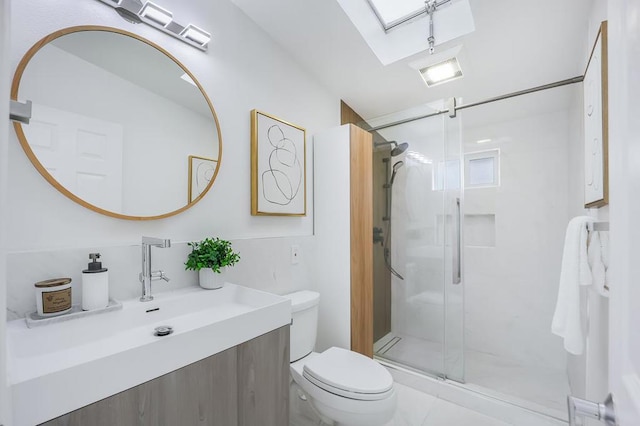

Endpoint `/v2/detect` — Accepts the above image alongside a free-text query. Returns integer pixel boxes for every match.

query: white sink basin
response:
[7,283,291,425]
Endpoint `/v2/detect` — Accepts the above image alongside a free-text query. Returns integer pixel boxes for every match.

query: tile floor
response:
[376,334,568,418]
[465,350,569,418]
[290,381,511,426]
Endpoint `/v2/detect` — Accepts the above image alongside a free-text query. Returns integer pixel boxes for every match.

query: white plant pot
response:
[198,268,226,290]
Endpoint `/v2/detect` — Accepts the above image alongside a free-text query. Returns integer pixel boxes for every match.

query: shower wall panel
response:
[462,105,572,372]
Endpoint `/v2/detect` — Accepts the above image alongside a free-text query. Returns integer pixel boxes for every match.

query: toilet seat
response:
[302,347,393,401]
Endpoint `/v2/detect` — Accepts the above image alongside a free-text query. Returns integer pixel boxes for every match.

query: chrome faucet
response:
[139,236,171,302]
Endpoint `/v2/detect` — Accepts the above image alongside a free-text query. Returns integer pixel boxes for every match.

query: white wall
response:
[606,0,640,423]
[565,3,611,419]
[0,1,11,423]
[7,0,339,313]
[7,0,337,253]
[461,91,574,371]
[4,4,338,419]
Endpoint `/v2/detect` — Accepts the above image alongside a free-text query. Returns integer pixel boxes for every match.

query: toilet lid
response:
[302,347,393,400]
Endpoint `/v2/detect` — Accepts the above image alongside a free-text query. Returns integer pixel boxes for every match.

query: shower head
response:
[374,141,410,157]
[390,161,404,185]
[390,142,409,157]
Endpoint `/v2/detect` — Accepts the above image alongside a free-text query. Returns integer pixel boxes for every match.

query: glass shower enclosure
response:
[365,84,579,420]
[367,102,464,382]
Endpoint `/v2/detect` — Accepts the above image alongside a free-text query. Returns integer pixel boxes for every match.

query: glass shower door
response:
[369,105,463,381]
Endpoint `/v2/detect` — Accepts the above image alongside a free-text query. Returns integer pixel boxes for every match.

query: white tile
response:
[7,236,317,320]
[291,368,564,426]
[378,335,569,418]
[465,349,569,416]
[384,383,437,426]
[378,334,443,373]
[388,367,566,426]
[421,399,509,426]
[290,382,323,426]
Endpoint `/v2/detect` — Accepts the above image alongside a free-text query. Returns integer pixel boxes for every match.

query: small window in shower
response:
[465,149,500,188]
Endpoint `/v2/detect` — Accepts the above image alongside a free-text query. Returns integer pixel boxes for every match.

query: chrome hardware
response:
[447,97,457,118]
[588,221,610,232]
[373,227,384,246]
[154,325,173,337]
[139,236,171,302]
[426,0,437,54]
[567,394,616,426]
[452,198,461,284]
[10,99,32,124]
[151,270,170,282]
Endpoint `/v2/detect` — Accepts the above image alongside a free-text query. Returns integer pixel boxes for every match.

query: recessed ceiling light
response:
[139,1,173,27]
[476,138,492,144]
[419,57,463,87]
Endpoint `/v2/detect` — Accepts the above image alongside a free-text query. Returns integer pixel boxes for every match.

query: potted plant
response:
[185,237,240,289]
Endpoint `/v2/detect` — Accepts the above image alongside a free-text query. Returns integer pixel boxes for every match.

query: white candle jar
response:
[35,278,72,317]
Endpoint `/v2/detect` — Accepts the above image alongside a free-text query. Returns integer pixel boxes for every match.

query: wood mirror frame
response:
[11,25,223,220]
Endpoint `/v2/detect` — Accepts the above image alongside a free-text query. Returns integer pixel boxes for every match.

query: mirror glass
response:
[13,27,222,219]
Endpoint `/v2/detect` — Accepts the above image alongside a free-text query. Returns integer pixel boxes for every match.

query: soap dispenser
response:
[82,253,109,311]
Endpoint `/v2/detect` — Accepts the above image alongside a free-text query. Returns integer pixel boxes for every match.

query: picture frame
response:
[251,110,306,216]
[188,155,217,202]
[583,21,608,208]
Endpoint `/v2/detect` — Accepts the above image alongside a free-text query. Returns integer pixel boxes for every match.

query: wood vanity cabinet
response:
[41,326,289,426]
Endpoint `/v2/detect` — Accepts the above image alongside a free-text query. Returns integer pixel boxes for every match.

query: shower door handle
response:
[452,197,461,284]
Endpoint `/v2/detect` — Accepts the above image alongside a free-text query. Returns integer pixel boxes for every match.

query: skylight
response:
[366,0,427,29]
[336,0,475,65]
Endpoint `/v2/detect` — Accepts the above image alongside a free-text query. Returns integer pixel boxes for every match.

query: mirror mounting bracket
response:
[9,99,32,124]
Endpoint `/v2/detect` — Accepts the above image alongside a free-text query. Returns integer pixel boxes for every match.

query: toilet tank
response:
[283,290,320,362]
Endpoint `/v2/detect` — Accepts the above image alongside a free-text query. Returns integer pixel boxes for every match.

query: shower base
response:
[374,333,568,421]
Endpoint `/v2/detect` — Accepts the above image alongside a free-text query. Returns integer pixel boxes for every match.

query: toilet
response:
[284,290,396,426]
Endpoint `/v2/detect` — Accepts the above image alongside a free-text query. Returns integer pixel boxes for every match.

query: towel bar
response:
[587,221,609,232]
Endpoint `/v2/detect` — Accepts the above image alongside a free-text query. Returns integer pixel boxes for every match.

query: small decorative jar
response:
[35,278,72,317]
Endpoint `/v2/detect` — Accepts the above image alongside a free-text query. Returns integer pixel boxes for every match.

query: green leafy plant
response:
[185,237,240,273]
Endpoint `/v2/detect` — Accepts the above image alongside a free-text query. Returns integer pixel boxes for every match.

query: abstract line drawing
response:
[188,155,218,202]
[251,110,306,216]
[261,124,302,206]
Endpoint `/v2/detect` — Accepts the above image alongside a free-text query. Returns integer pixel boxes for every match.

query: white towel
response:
[601,231,610,290]
[551,216,593,355]
[589,231,610,297]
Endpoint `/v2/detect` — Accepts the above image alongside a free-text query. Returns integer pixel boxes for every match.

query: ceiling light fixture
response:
[476,139,492,144]
[419,57,463,87]
[409,45,465,88]
[180,24,212,47]
[95,0,211,51]
[139,1,173,27]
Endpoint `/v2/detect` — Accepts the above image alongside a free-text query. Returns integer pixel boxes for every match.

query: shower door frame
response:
[369,104,465,382]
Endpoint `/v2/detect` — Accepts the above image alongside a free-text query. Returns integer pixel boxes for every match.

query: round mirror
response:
[11,26,222,220]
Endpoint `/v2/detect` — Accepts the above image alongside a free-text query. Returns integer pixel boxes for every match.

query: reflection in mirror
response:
[12,26,222,219]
